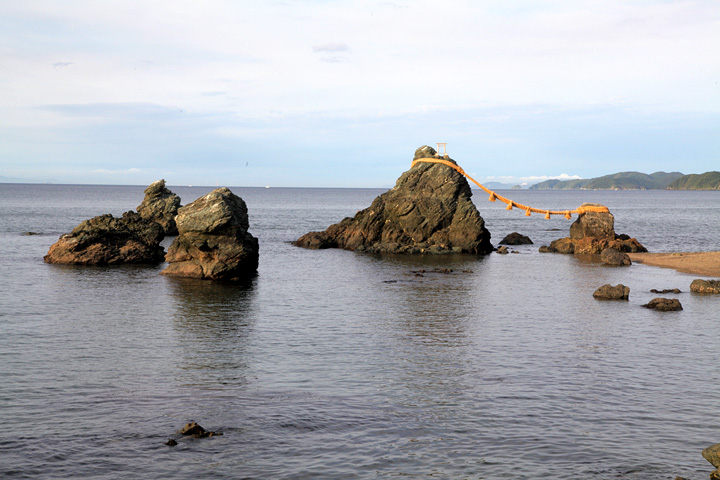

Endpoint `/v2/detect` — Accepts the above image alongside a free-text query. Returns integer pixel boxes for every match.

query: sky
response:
[0,0,718,187]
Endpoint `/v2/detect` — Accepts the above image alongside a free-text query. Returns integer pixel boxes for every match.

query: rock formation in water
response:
[703,443,720,480]
[592,284,630,300]
[600,247,632,266]
[690,279,720,294]
[641,297,683,311]
[499,232,533,245]
[294,145,493,254]
[540,203,647,254]
[136,179,181,236]
[44,211,165,265]
[161,187,259,281]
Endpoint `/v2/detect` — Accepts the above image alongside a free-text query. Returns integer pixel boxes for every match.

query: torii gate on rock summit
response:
[412,143,610,220]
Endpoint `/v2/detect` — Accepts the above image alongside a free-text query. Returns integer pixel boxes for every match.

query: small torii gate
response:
[436,143,448,158]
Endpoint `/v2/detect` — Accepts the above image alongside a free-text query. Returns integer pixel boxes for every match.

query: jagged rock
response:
[642,298,683,311]
[500,232,533,245]
[44,211,165,265]
[690,279,720,294]
[161,187,258,281]
[593,284,630,300]
[601,248,632,266]
[651,288,681,294]
[545,204,647,254]
[294,146,493,254]
[136,179,181,235]
[496,246,509,254]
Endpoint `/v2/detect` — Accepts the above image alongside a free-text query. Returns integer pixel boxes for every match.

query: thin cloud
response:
[52,62,73,69]
[312,43,349,53]
[312,43,350,63]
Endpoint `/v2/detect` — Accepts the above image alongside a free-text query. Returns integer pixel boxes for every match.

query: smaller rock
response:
[600,248,632,266]
[538,245,551,253]
[165,439,178,446]
[690,279,720,294]
[179,422,206,436]
[499,232,533,245]
[650,288,681,294]
[593,284,630,300]
[642,298,682,311]
[178,422,222,438]
[496,246,509,254]
[24,231,40,236]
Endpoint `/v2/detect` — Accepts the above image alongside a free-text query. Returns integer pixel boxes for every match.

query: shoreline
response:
[627,251,720,277]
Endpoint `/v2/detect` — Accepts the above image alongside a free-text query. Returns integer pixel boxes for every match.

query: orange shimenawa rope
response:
[411,157,610,220]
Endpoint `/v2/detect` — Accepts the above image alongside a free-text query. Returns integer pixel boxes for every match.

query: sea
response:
[1,183,719,480]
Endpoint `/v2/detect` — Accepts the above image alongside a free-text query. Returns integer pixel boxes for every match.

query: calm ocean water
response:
[1,183,719,479]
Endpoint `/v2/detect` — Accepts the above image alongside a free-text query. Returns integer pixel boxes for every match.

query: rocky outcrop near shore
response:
[690,279,720,294]
[499,232,533,245]
[294,146,493,255]
[136,179,181,235]
[541,203,647,254]
[161,187,259,281]
[44,211,165,265]
[642,297,683,311]
[593,284,630,300]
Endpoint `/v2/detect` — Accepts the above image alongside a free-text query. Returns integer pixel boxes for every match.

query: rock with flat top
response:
[294,145,493,254]
[44,211,165,265]
[543,203,647,255]
[161,187,258,281]
[593,284,630,300]
[642,297,682,311]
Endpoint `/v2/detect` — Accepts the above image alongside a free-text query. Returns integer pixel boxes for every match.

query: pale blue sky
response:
[1,0,718,187]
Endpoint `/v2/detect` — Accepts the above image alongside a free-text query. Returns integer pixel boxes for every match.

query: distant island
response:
[528,171,720,190]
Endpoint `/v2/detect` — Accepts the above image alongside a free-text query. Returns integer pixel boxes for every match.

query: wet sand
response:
[627,251,720,277]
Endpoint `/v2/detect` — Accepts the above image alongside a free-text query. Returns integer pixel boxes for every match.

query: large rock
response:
[541,203,647,254]
[44,211,165,265]
[136,179,181,235]
[570,203,615,239]
[690,279,720,294]
[593,284,630,300]
[161,187,258,281]
[294,146,493,254]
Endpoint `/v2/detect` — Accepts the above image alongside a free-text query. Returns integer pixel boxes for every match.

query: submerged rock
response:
[642,297,683,311]
[161,187,258,281]
[690,279,720,294]
[650,288,681,294]
[136,179,181,236]
[294,146,493,254]
[541,203,647,254]
[593,284,630,300]
[499,232,533,245]
[44,211,165,265]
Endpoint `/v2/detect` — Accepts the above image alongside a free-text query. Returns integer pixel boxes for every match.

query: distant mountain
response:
[667,171,720,190]
[528,171,684,190]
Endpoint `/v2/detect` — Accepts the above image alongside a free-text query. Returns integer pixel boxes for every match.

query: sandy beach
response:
[628,251,720,277]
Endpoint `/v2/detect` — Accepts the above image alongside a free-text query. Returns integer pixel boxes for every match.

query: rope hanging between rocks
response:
[411,157,610,220]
